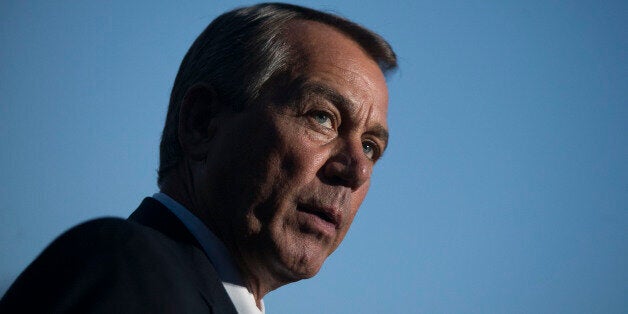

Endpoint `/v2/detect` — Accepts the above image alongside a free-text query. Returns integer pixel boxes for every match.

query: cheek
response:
[277,124,330,179]
[344,181,370,226]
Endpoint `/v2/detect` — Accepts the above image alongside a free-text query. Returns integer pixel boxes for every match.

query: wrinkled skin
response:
[178,20,390,300]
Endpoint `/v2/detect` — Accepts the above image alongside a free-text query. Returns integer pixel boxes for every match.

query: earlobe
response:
[178,83,220,161]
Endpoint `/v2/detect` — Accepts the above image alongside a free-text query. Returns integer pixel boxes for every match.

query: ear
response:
[178,83,220,161]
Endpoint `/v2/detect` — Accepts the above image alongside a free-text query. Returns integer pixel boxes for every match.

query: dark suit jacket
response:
[0,198,238,313]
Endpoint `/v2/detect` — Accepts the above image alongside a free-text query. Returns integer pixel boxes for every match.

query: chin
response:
[278,258,324,282]
[275,236,333,281]
[257,207,342,282]
[292,256,325,279]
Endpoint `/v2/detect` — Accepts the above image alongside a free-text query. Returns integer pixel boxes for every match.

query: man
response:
[0,3,396,313]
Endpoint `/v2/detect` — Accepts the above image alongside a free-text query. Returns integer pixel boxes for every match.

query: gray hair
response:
[158,2,397,187]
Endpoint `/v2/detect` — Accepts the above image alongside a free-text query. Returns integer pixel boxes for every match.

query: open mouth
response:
[298,205,338,226]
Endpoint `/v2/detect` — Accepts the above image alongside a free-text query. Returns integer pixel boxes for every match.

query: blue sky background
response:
[1,1,626,313]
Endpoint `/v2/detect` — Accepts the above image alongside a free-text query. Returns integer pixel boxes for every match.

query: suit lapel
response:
[128,197,201,249]
[127,197,238,314]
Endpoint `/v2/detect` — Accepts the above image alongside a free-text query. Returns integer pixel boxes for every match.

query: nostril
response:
[322,157,368,190]
[321,142,372,189]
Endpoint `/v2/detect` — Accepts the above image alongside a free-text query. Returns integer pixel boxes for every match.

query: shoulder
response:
[1,217,219,313]
[49,217,169,256]
[29,217,173,269]
[38,216,209,285]
[50,217,143,249]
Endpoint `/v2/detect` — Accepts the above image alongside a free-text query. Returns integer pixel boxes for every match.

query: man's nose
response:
[323,141,371,191]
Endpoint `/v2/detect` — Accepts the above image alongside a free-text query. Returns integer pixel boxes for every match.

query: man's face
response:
[199,21,389,283]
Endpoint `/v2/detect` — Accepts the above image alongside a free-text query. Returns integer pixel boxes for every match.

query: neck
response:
[160,163,282,306]
[237,260,283,306]
[232,241,299,303]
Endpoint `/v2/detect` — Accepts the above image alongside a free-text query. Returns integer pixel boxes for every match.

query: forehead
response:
[284,20,389,127]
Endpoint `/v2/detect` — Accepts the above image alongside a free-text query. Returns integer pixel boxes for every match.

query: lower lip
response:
[296,209,337,238]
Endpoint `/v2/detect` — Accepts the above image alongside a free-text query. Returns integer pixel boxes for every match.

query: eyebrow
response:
[296,81,389,151]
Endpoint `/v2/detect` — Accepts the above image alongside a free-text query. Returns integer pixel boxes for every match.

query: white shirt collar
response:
[152,192,265,314]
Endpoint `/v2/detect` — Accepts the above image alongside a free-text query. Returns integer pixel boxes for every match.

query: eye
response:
[311,111,333,129]
[362,141,379,160]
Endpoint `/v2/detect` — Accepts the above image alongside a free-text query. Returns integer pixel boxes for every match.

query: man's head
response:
[158,2,396,295]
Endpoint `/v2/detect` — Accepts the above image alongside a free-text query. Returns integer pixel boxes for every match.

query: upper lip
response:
[298,203,342,228]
